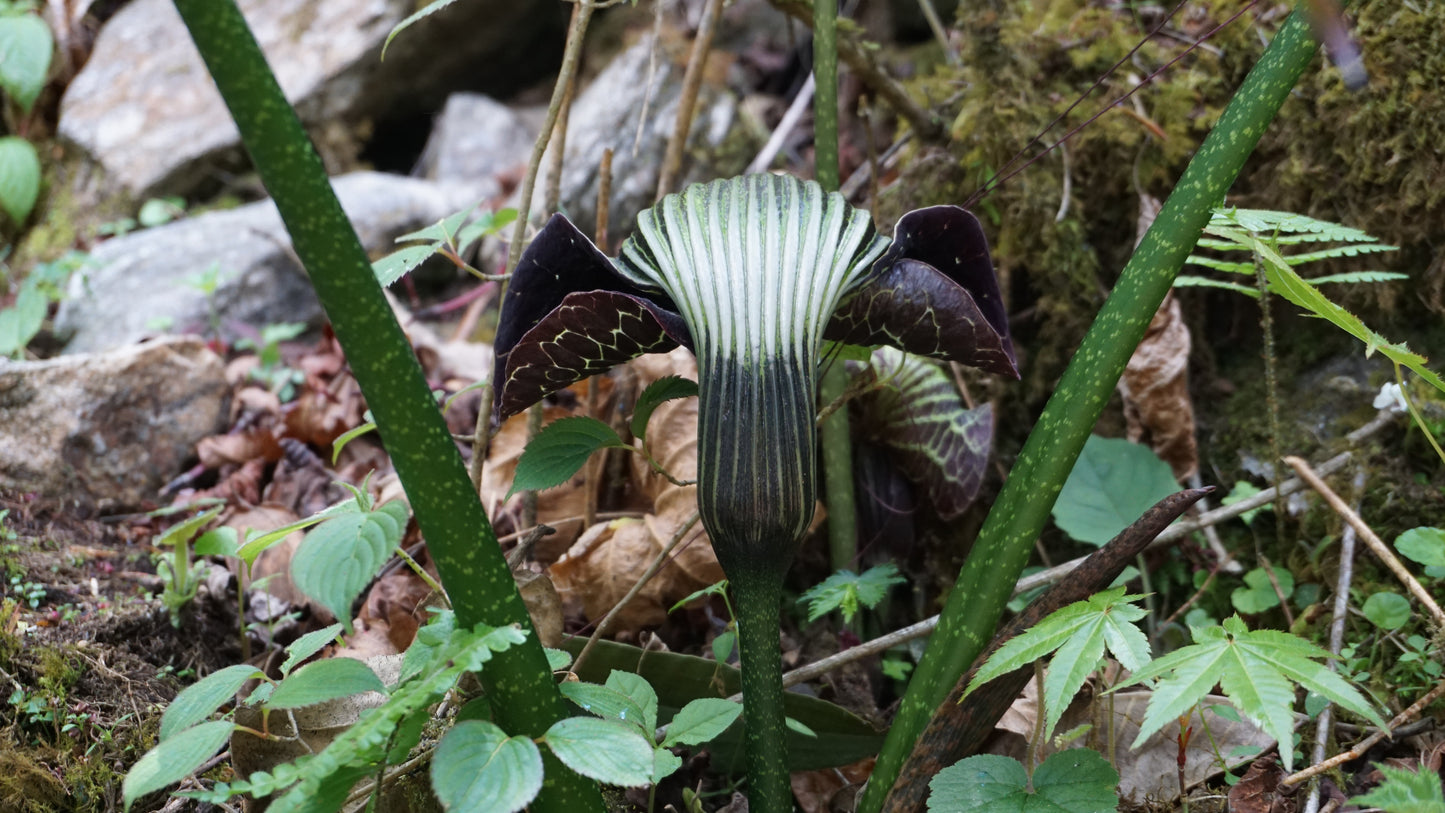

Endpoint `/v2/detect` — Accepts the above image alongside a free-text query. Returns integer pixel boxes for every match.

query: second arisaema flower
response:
[493,173,1017,811]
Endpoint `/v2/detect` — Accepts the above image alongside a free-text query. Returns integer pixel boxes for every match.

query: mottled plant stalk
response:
[731,567,790,811]
[169,2,603,810]
[860,11,1327,811]
[813,0,859,573]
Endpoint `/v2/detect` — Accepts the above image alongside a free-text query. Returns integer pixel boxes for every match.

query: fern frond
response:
[1283,244,1398,265]
[1306,271,1410,286]
[1173,275,1260,296]
[1184,255,1255,274]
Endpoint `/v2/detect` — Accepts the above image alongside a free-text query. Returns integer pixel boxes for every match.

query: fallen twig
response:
[1282,676,1445,787]
[1283,455,1445,628]
[655,0,725,199]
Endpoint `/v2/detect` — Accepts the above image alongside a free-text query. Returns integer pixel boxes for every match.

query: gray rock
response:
[0,337,229,511]
[55,172,476,354]
[529,35,743,241]
[58,0,563,200]
[414,93,538,197]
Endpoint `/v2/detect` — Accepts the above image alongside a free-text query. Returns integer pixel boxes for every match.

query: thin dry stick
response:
[655,0,724,200]
[504,0,597,275]
[543,6,582,216]
[747,73,816,174]
[572,511,704,675]
[1303,469,1364,813]
[1282,676,1445,787]
[1283,455,1445,628]
[581,149,614,531]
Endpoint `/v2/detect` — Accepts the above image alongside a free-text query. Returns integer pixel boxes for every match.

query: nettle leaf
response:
[159,664,263,740]
[1351,763,1445,813]
[927,750,1119,813]
[1053,435,1180,546]
[631,374,698,439]
[279,623,344,676]
[0,15,52,113]
[265,624,525,812]
[661,698,741,748]
[509,416,628,497]
[1396,527,1445,568]
[291,501,408,633]
[431,720,543,813]
[605,670,660,735]
[123,720,235,811]
[798,563,906,624]
[851,348,994,519]
[544,717,655,787]
[1116,615,1385,772]
[964,586,1148,742]
[1230,567,1294,614]
[1362,591,1412,630]
[373,243,440,287]
[267,657,385,709]
[559,681,650,737]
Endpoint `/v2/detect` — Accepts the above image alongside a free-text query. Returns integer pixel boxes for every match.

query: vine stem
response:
[731,567,791,813]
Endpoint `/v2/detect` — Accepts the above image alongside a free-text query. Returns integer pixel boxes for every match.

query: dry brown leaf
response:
[334,616,402,660]
[1227,755,1296,813]
[548,517,707,629]
[196,428,284,468]
[790,756,873,813]
[1118,293,1198,479]
[357,564,436,653]
[516,569,564,648]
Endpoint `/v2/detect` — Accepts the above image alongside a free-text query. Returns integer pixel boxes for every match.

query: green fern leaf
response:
[1306,271,1410,285]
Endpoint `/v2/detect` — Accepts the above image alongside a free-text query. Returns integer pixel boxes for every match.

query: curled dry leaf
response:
[516,569,564,648]
[1118,293,1198,480]
[549,517,706,629]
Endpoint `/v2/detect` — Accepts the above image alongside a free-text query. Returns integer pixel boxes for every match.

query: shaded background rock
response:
[0,337,228,511]
[57,0,566,202]
[54,172,475,354]
[413,93,540,198]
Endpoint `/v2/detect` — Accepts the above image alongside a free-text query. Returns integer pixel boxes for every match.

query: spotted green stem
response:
[862,9,1327,810]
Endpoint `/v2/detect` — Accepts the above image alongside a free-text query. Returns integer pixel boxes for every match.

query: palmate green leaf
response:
[291,501,408,633]
[1351,763,1445,813]
[544,717,655,788]
[798,563,906,623]
[123,720,235,811]
[1116,615,1385,772]
[1232,230,1445,396]
[509,417,628,497]
[1396,527,1445,568]
[964,586,1147,742]
[630,375,698,439]
[267,657,386,709]
[1052,436,1180,546]
[159,663,263,740]
[431,720,543,813]
[927,750,1119,813]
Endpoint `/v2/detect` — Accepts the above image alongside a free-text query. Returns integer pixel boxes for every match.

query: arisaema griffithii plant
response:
[491,173,1018,809]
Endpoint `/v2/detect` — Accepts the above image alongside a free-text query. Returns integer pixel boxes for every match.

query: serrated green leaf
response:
[381,0,463,59]
[1351,763,1445,813]
[559,682,650,736]
[455,207,517,253]
[661,698,741,748]
[123,720,235,811]
[1116,615,1384,772]
[1052,436,1180,546]
[927,750,1119,813]
[798,564,906,624]
[1396,527,1445,568]
[545,647,573,671]
[291,503,406,633]
[545,717,655,787]
[652,748,684,783]
[1183,255,1256,275]
[1171,274,1261,296]
[279,623,344,676]
[509,416,627,497]
[0,281,47,355]
[1362,592,1413,630]
[235,498,361,568]
[431,720,543,813]
[669,579,728,612]
[372,243,441,287]
[267,657,385,709]
[396,206,474,244]
[630,375,698,439]
[159,664,262,740]
[605,670,660,735]
[1305,271,1408,286]
[0,16,52,113]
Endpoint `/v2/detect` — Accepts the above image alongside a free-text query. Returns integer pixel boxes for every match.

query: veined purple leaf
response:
[852,348,994,520]
[827,207,1017,379]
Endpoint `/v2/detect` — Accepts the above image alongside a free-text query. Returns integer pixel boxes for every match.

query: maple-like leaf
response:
[963,586,1150,742]
[1114,615,1386,772]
